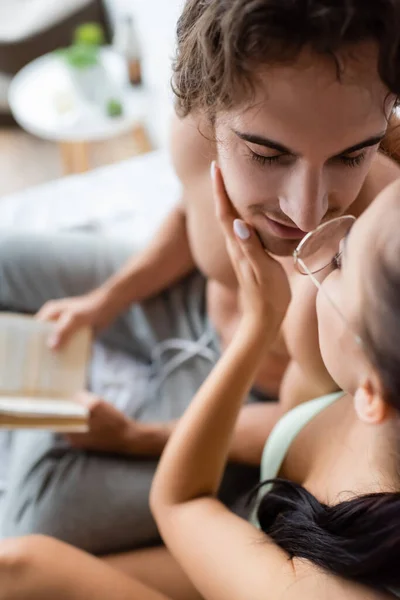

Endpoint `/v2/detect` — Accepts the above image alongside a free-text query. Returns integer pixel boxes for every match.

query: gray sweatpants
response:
[0,232,268,555]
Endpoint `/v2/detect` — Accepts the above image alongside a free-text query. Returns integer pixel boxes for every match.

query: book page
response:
[0,410,89,431]
[0,397,88,418]
[0,313,91,398]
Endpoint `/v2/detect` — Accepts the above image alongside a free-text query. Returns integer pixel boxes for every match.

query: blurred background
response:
[0,0,187,493]
[0,0,184,196]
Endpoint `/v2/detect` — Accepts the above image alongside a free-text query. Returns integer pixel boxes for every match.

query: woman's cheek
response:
[316,273,357,393]
[316,285,335,369]
[317,275,343,377]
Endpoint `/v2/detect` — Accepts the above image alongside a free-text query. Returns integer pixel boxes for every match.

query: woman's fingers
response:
[233,219,274,286]
[211,161,265,255]
[211,161,269,283]
[211,161,290,325]
[211,161,246,269]
[211,161,238,234]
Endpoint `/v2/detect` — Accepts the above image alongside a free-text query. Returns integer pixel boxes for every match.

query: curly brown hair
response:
[173,0,400,121]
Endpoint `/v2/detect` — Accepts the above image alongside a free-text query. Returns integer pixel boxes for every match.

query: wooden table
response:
[9,48,153,175]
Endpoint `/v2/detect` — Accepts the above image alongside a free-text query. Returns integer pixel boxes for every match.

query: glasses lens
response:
[295,216,355,275]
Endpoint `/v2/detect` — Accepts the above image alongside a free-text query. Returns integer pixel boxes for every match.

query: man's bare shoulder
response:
[352,152,400,215]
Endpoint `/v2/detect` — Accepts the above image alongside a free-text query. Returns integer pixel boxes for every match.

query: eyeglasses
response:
[292,215,363,347]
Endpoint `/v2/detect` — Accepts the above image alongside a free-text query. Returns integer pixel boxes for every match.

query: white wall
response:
[104,0,185,148]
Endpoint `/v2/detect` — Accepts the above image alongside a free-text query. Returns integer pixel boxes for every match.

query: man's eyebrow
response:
[233,129,386,157]
[233,129,294,154]
[336,133,385,156]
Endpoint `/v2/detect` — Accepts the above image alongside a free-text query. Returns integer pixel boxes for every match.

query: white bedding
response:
[0,149,181,493]
[0,149,181,244]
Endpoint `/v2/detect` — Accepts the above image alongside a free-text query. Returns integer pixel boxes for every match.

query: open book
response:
[0,313,92,431]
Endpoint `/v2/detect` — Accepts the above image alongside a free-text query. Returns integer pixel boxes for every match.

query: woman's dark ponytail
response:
[255,479,400,590]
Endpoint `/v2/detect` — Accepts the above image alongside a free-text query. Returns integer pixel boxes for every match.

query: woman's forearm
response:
[150,317,269,512]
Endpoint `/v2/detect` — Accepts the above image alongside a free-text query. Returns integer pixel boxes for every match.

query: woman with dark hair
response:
[150,173,400,599]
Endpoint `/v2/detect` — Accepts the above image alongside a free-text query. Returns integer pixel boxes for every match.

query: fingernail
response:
[210,161,216,180]
[234,219,250,240]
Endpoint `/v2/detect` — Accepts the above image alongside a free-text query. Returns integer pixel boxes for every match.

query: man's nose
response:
[279,164,328,232]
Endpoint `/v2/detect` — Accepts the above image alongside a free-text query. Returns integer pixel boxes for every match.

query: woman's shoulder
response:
[260,392,344,482]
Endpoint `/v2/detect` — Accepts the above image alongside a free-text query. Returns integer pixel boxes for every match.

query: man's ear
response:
[354,377,388,424]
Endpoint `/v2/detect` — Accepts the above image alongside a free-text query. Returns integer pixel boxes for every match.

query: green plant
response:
[106,99,124,117]
[57,44,98,69]
[74,23,105,47]
[56,22,105,69]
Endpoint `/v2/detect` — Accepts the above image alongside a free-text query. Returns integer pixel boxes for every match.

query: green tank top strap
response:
[260,391,345,483]
[250,391,344,526]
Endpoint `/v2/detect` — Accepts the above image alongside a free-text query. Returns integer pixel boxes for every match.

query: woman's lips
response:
[264,216,305,240]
